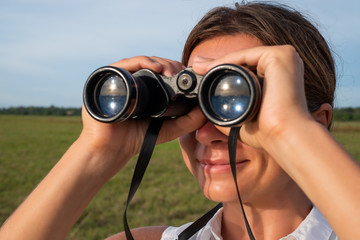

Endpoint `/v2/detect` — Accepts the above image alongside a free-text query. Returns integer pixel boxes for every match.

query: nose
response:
[195,122,228,146]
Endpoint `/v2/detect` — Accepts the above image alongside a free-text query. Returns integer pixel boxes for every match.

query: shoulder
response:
[105,226,168,240]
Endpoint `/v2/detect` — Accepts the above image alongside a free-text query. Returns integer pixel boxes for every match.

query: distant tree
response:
[333,107,360,121]
[0,106,81,116]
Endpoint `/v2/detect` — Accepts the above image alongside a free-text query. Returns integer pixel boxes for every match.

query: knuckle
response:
[280,45,301,60]
[138,55,155,63]
[265,45,302,66]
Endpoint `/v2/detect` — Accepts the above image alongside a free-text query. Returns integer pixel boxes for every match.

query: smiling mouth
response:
[200,160,249,174]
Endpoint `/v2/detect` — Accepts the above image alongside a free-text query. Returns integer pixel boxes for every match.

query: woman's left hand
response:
[191,45,312,149]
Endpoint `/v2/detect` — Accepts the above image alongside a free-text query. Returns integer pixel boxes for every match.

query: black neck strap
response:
[229,127,255,240]
[123,118,164,240]
[123,122,255,240]
[177,203,223,240]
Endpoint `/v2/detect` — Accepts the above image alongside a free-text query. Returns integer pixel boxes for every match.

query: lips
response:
[199,158,249,174]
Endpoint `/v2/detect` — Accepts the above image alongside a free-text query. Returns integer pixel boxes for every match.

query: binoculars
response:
[83,64,261,126]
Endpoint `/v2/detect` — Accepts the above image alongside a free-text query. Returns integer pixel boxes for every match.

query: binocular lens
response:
[98,74,127,117]
[198,64,260,126]
[209,73,250,120]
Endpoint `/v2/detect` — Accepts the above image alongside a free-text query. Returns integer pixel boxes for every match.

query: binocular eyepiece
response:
[83,64,261,127]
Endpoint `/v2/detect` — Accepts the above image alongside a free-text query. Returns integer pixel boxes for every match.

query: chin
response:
[199,176,246,203]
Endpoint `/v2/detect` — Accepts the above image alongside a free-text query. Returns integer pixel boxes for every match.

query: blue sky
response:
[0,0,359,108]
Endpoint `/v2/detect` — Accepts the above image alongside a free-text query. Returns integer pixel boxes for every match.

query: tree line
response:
[0,106,81,116]
[332,107,360,121]
[1,106,360,121]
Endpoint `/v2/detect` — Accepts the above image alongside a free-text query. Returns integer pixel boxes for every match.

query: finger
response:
[191,45,282,78]
[110,56,164,73]
[193,47,262,73]
[150,56,185,76]
[157,107,207,144]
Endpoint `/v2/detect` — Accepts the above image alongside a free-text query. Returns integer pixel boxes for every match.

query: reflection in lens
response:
[98,74,127,117]
[210,73,250,120]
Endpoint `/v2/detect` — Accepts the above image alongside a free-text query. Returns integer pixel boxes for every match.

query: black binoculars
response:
[83,64,261,126]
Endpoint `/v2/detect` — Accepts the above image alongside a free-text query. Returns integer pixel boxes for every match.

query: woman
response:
[1,2,359,240]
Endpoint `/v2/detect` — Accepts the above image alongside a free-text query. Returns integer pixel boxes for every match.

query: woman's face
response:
[180,34,295,205]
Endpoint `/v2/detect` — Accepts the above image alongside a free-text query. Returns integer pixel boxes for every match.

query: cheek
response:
[179,133,210,198]
[179,133,198,175]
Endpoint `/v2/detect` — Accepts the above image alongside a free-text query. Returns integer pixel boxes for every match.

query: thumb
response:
[157,107,207,144]
[239,123,262,149]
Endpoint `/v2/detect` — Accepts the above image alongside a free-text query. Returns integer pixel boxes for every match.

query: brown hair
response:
[182,2,336,112]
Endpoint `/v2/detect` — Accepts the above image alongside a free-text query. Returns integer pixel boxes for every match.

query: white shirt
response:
[161,206,338,240]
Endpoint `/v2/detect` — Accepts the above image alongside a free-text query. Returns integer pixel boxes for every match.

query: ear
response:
[311,103,333,128]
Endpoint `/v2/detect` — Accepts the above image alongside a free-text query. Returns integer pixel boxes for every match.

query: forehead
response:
[187,34,263,66]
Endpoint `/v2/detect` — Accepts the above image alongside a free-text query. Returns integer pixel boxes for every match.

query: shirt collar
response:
[196,207,223,240]
[281,206,335,240]
[196,206,335,240]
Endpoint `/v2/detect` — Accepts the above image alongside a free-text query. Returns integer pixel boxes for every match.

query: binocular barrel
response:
[83,64,261,127]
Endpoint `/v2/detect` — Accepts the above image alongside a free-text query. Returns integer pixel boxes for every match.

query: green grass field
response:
[0,115,359,239]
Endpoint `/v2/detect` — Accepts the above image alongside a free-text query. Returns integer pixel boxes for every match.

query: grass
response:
[331,121,360,159]
[0,116,82,221]
[0,115,359,239]
[0,115,213,239]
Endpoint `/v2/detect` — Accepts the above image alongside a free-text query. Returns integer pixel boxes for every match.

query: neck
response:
[221,185,312,240]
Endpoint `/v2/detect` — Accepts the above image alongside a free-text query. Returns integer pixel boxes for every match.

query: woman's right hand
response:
[79,56,207,177]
